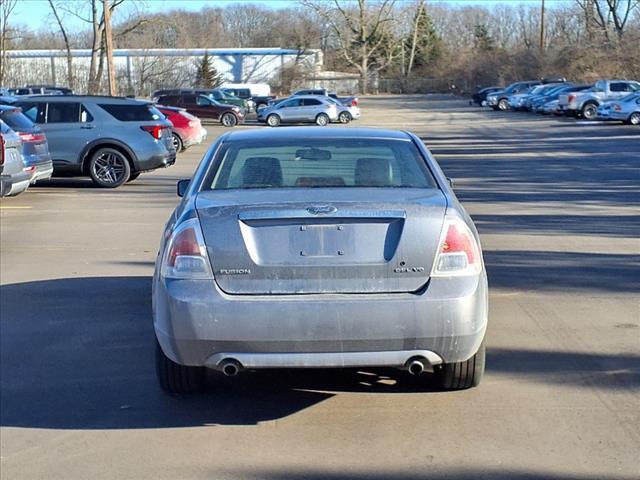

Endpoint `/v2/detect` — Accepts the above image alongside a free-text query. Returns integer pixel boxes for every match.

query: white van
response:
[221,83,271,97]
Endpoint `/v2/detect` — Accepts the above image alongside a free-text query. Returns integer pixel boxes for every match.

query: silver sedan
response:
[153,127,488,393]
[257,95,339,126]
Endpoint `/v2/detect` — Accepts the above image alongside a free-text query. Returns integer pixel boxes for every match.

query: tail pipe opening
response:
[406,357,426,376]
[219,358,242,377]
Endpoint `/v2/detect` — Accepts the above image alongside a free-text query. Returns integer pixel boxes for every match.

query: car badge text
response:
[307,205,337,215]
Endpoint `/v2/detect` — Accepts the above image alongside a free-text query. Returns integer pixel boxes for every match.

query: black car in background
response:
[472,87,502,106]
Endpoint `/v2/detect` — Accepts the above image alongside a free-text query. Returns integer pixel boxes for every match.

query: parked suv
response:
[156,94,244,127]
[0,104,53,183]
[486,81,542,111]
[1,122,32,197]
[15,96,175,188]
[257,95,339,126]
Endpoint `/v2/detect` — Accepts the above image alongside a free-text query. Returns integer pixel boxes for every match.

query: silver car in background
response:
[1,121,32,197]
[597,93,640,124]
[257,95,339,126]
[153,127,488,393]
[326,96,361,123]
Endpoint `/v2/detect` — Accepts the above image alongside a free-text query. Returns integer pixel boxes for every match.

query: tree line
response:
[1,0,638,94]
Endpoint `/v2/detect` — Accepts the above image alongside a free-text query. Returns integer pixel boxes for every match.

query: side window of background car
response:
[183,95,197,105]
[80,105,94,123]
[196,96,211,106]
[280,99,300,108]
[47,103,81,123]
[20,103,47,124]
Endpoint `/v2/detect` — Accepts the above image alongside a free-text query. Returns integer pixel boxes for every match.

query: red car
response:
[157,106,207,152]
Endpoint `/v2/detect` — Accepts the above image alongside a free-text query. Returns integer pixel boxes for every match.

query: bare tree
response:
[0,0,18,85]
[303,0,399,93]
[576,0,640,42]
[48,0,74,88]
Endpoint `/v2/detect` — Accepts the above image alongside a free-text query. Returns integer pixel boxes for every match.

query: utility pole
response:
[539,0,545,51]
[103,0,116,96]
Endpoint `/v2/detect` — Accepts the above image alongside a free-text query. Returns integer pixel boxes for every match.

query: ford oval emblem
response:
[307,205,337,215]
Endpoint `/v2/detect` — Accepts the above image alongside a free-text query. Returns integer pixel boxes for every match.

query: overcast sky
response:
[12,0,546,33]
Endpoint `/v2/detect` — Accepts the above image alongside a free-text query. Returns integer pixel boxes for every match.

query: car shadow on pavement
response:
[0,276,443,431]
[2,276,639,431]
[231,468,637,480]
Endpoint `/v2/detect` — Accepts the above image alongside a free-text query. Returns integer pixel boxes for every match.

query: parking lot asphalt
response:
[1,95,639,480]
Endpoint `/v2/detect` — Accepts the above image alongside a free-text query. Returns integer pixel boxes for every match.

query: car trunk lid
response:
[196,188,447,294]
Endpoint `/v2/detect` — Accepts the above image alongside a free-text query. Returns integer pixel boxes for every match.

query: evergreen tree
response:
[474,24,495,52]
[195,51,224,88]
[405,4,441,71]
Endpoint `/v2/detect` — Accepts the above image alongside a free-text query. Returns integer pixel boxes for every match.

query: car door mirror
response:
[177,179,190,197]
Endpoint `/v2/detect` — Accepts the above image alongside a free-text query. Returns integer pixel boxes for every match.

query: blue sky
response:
[12,0,546,31]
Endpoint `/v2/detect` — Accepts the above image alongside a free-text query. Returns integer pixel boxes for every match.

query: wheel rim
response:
[499,99,508,110]
[339,112,350,123]
[268,115,278,126]
[317,115,328,126]
[584,106,596,120]
[92,152,126,185]
[630,113,640,125]
[172,134,181,151]
[222,114,236,126]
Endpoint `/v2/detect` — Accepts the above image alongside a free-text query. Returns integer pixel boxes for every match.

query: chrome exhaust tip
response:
[407,359,425,376]
[220,359,241,377]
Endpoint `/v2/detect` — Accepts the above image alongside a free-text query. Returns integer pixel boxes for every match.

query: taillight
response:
[1,134,5,167]
[18,132,46,143]
[161,218,213,279]
[141,125,167,140]
[568,94,576,103]
[23,166,36,175]
[432,216,482,277]
[351,98,358,106]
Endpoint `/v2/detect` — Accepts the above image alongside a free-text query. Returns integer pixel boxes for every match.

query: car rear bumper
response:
[153,273,488,368]
[136,151,176,172]
[1,172,32,197]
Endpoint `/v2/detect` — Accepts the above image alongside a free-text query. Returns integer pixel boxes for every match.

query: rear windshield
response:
[207,139,437,190]
[0,110,35,130]
[98,103,163,121]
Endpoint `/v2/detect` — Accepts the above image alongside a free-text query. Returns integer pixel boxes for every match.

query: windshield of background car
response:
[99,103,164,121]
[206,138,438,190]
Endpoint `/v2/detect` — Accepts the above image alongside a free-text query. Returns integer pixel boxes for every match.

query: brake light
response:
[141,125,167,140]
[568,94,576,103]
[351,98,358,107]
[161,218,213,279]
[18,132,46,143]
[432,216,482,276]
[1,134,5,167]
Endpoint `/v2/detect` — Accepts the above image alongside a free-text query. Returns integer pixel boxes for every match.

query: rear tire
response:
[156,340,205,393]
[266,114,280,127]
[497,98,509,111]
[628,112,640,125]
[338,111,352,124]
[581,102,598,121]
[88,147,130,188]
[435,341,485,390]
[315,113,330,126]
[127,172,141,182]
[172,133,184,152]
[221,112,238,127]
